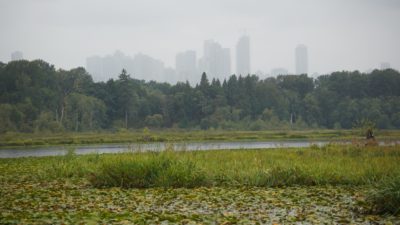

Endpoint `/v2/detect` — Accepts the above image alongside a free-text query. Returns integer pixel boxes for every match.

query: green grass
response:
[2,129,399,148]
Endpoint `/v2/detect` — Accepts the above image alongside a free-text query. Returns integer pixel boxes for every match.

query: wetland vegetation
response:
[1,144,399,223]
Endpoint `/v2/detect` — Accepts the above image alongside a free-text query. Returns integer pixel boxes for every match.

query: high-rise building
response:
[11,51,23,61]
[236,35,250,76]
[380,62,391,70]
[176,50,197,84]
[198,40,231,80]
[295,44,308,75]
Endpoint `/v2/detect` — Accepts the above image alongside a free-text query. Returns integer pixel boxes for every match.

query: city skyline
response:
[1,0,399,78]
[6,38,396,82]
[85,36,312,83]
[85,34,396,83]
[86,38,236,83]
[10,37,395,84]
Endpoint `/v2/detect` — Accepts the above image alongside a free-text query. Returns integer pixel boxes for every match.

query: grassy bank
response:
[1,129,400,148]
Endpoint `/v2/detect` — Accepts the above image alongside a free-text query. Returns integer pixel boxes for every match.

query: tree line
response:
[1,59,400,133]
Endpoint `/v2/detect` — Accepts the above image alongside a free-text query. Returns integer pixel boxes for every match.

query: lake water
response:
[1,140,396,158]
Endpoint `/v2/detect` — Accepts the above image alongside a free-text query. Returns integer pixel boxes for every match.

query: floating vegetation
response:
[1,180,399,224]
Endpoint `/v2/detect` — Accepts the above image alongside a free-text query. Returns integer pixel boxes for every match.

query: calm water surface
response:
[1,140,395,158]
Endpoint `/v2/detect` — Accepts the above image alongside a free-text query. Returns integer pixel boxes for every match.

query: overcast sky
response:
[1,0,399,77]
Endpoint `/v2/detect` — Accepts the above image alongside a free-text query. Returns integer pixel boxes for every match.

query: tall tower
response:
[236,35,250,76]
[295,44,308,75]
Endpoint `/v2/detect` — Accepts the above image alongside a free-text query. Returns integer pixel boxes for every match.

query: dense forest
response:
[0,59,400,133]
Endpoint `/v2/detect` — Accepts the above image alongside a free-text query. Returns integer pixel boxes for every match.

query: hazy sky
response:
[1,0,399,77]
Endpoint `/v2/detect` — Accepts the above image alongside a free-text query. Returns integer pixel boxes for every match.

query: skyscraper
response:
[176,50,197,83]
[198,40,231,80]
[295,44,308,75]
[236,35,250,76]
[11,51,23,61]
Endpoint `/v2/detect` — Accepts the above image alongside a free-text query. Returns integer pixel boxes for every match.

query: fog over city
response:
[1,0,399,83]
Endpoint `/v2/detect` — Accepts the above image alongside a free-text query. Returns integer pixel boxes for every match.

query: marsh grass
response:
[368,175,400,215]
[89,152,207,188]
[41,144,399,189]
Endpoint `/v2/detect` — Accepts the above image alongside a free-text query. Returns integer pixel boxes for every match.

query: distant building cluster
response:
[85,37,316,83]
[86,36,251,84]
[174,36,251,84]
[86,51,170,82]
[10,41,312,84]
[89,35,400,83]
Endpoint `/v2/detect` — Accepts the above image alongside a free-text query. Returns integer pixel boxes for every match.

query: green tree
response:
[116,69,138,129]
